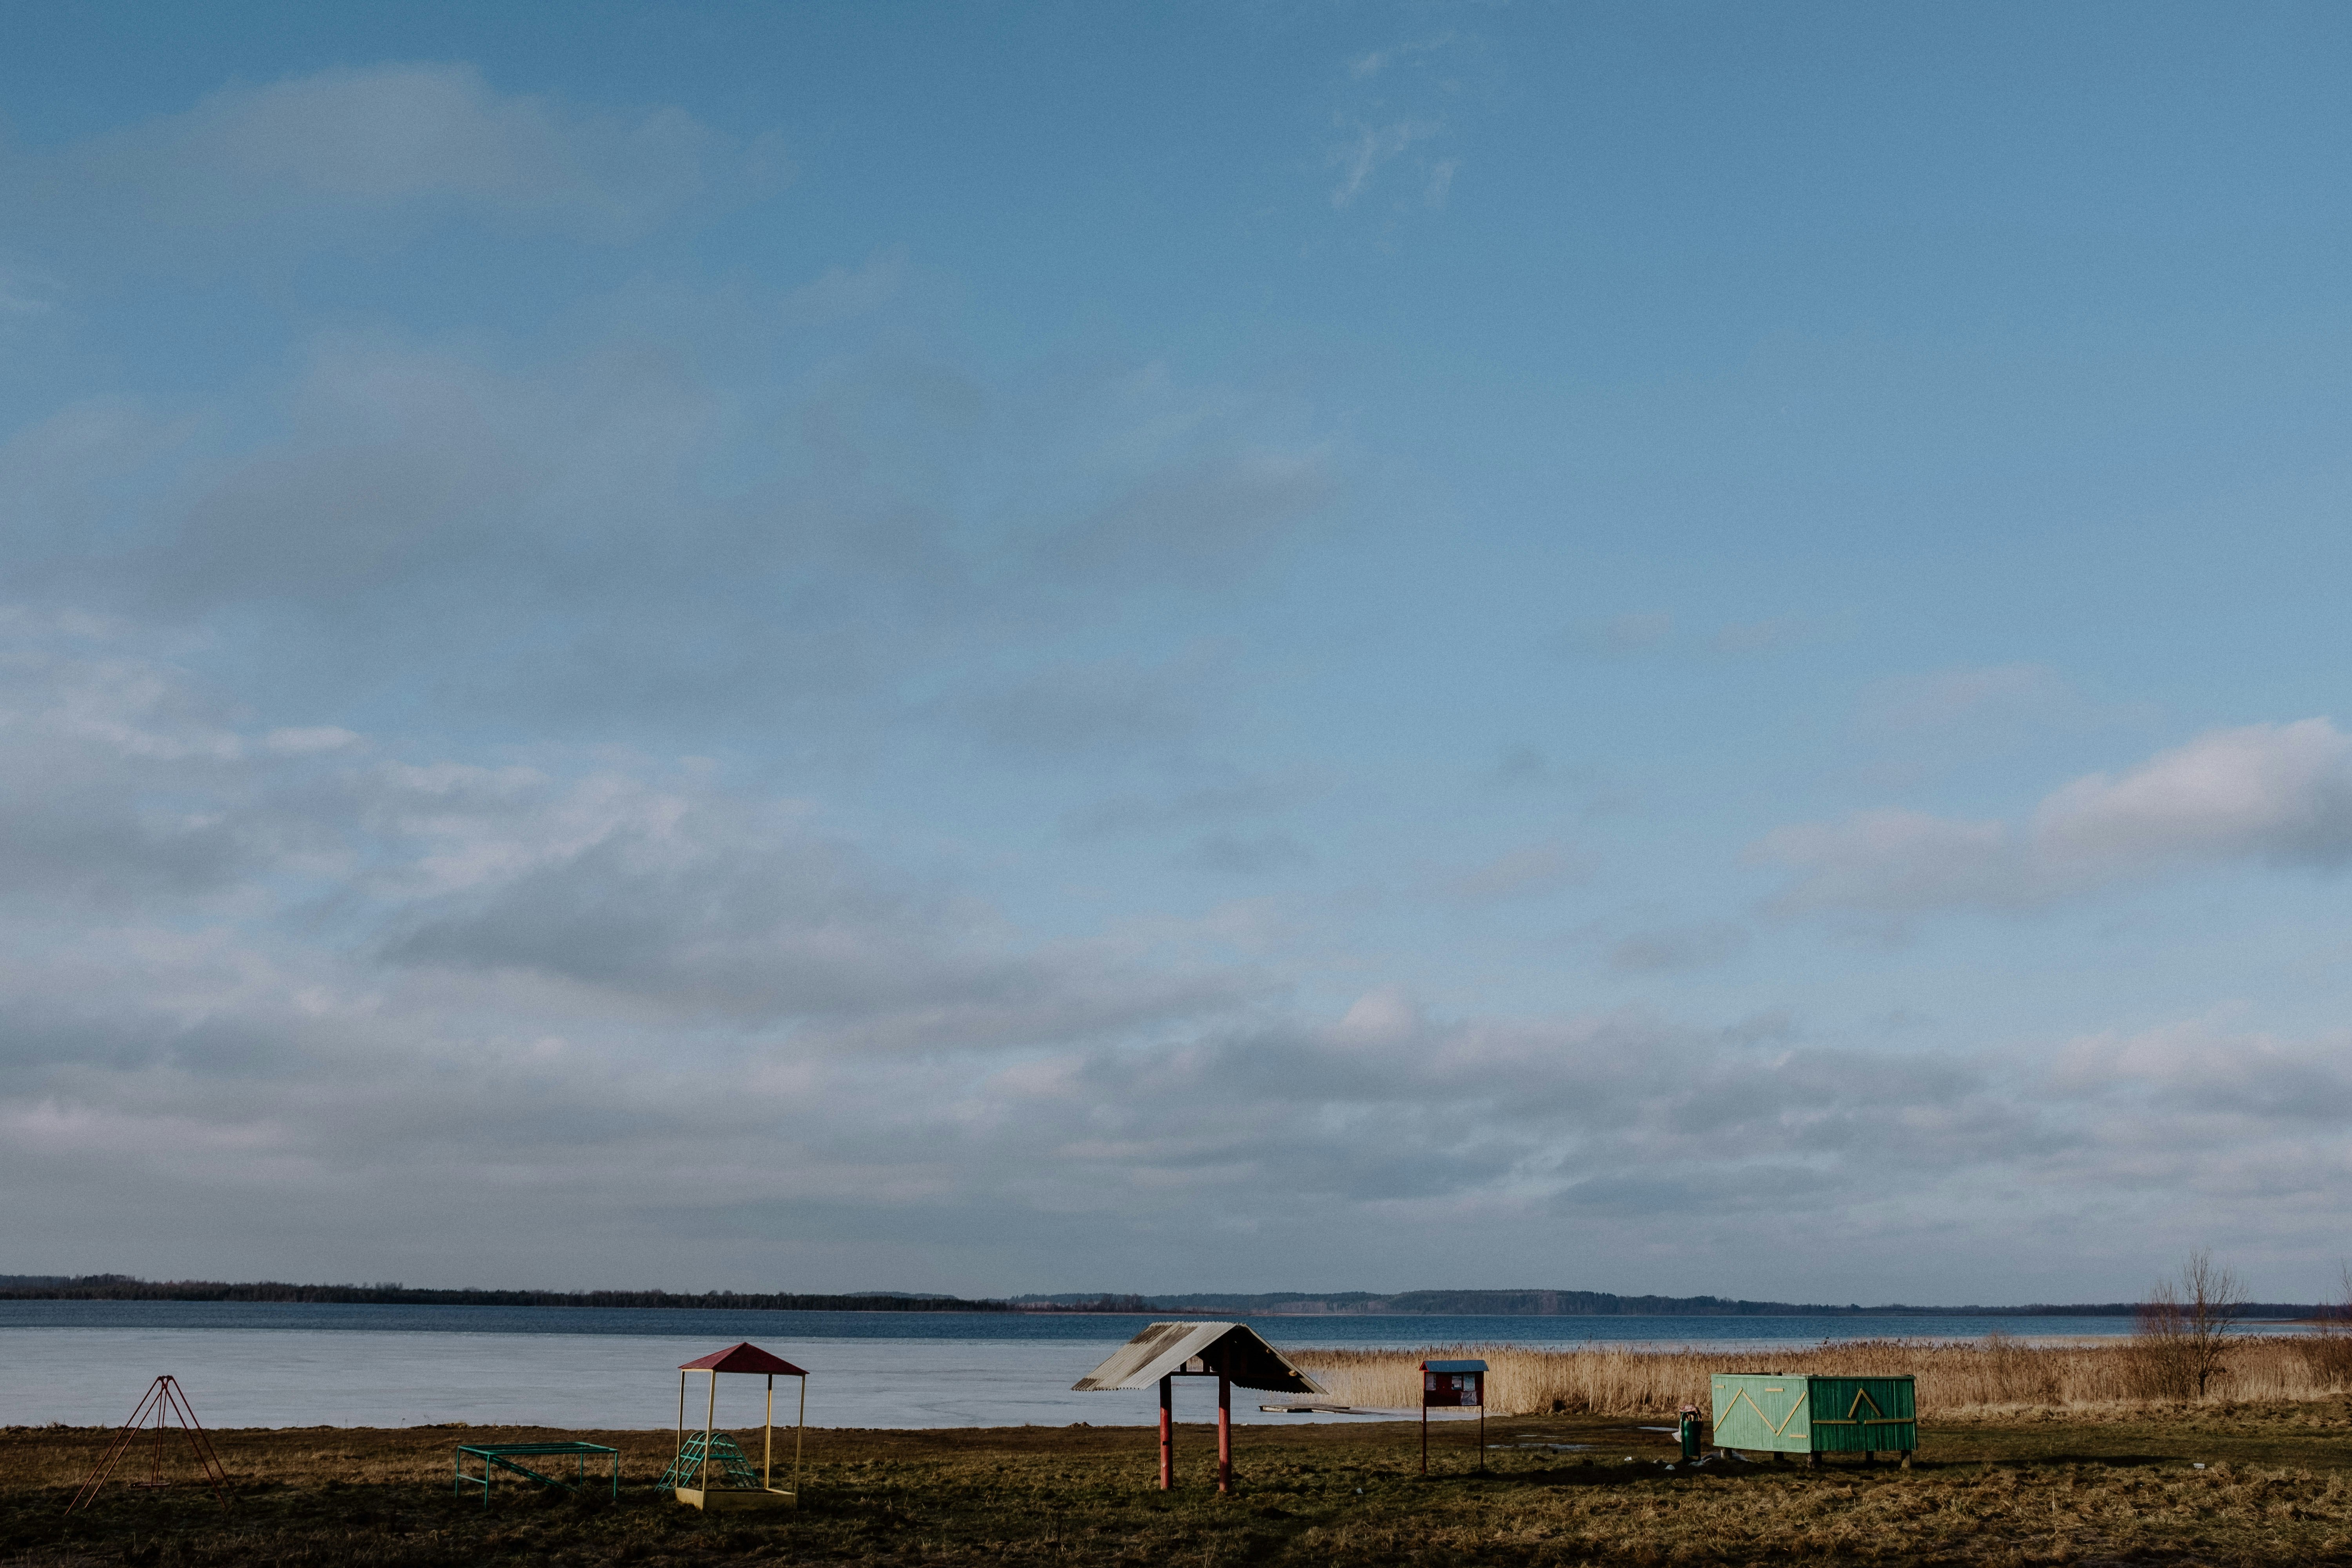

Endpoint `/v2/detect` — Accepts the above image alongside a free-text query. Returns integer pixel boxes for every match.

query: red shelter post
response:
[1216,1372,1232,1494]
[1158,1375,1174,1491]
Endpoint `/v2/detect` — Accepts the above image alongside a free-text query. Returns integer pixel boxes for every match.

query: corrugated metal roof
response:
[680,1342,809,1376]
[1071,1322,1327,1395]
[1422,1359,1487,1373]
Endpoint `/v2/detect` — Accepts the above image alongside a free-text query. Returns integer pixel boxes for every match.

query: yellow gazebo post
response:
[669,1343,808,1512]
[761,1372,806,1494]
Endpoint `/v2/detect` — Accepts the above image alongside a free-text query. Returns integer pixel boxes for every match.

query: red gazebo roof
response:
[679,1342,808,1376]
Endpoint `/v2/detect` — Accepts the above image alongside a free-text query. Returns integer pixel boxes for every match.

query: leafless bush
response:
[2128,1251,2246,1401]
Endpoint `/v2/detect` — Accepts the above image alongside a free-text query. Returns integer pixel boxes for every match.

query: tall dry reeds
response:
[1289,1334,2333,1419]
[2290,1265,2352,1393]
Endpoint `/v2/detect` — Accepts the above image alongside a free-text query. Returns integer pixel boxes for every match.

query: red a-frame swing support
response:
[65,1376,229,1514]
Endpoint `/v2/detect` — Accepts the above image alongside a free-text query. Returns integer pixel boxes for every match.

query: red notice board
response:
[1421,1359,1486,1408]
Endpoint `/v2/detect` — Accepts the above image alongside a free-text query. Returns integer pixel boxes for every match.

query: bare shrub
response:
[2129,1251,2247,1401]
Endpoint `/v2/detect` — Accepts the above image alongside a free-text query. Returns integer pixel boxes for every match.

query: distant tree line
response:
[1020,1294,1174,1314]
[0,1275,1017,1312]
[1024,1287,2328,1318]
[9,1276,2328,1318]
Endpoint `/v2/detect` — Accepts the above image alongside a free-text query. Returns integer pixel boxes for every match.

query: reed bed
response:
[1291,1331,2352,1418]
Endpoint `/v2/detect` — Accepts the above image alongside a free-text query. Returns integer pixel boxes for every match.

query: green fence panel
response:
[1805,1377,1916,1454]
[1708,1374,1916,1456]
[1708,1374,1813,1454]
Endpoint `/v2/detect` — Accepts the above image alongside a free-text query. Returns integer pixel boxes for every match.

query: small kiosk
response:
[659,1342,810,1510]
[1420,1358,1486,1474]
[1073,1322,1325,1495]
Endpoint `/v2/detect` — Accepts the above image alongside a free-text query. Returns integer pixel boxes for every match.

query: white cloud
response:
[5,62,786,258]
[1329,118,1440,209]
[263,726,363,756]
[2047,1014,2352,1123]
[1060,773,1300,840]
[1560,611,1675,658]
[0,399,194,562]
[130,332,719,615]
[1712,617,1813,655]
[1033,435,1340,587]
[1423,158,1459,209]
[1610,922,1751,973]
[1759,719,2352,915]
[1347,34,1459,82]
[1333,984,1421,1044]
[1863,663,2076,733]
[784,248,913,322]
[0,286,1343,737]
[1323,31,1481,225]
[0,261,61,320]
[2034,719,2352,870]
[1186,830,1313,875]
[1757,807,2019,914]
[0,646,259,909]
[3,635,2348,1290]
[377,780,1265,1046]
[1441,840,1593,903]
[940,649,1220,758]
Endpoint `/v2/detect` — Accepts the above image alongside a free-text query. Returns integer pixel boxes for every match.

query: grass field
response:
[10,1396,2352,1566]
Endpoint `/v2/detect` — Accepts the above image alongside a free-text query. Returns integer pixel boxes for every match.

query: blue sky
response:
[4,2,2351,1303]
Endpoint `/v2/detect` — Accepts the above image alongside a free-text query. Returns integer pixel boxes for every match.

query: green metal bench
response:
[453,1441,620,1504]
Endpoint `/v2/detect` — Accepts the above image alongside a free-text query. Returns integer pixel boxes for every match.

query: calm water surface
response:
[0,1302,2165,1429]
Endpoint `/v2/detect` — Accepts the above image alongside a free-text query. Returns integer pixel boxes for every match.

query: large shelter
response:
[1074,1322,1324,1494]
[664,1342,810,1510]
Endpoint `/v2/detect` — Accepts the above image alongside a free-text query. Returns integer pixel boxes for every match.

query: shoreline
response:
[6,1326,2328,1431]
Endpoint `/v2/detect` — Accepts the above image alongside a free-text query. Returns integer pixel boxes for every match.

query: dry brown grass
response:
[13,1408,2352,1566]
[12,1406,2352,1565]
[1294,1332,2352,1418]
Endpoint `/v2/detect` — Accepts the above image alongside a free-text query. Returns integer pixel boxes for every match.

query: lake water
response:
[0,1302,2169,1430]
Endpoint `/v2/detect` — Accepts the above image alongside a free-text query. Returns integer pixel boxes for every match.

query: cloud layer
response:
[5,39,2349,1307]
[1760,720,2352,916]
[3,63,786,258]
[5,604,2351,1293]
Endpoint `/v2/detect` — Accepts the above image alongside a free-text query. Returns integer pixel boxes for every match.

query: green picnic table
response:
[453,1441,620,1504]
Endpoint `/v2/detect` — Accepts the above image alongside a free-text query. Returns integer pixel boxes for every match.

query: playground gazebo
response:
[661,1342,809,1510]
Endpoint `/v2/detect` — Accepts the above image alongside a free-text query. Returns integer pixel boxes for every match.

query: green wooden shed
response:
[1708,1374,1916,1466]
